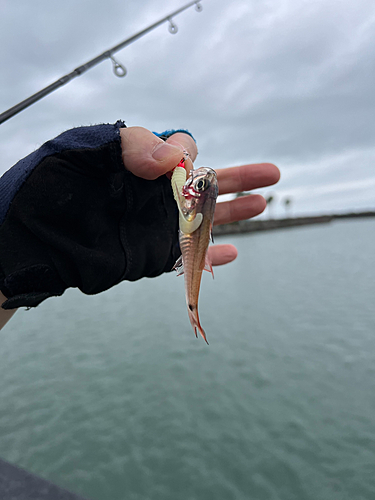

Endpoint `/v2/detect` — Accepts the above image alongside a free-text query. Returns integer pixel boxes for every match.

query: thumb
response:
[120,126,185,180]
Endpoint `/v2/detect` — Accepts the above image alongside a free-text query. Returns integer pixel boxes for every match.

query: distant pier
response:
[213,211,375,237]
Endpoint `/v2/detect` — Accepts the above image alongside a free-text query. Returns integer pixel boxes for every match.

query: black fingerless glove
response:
[0,121,187,309]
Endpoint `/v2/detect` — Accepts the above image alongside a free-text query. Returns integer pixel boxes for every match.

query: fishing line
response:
[0,0,203,125]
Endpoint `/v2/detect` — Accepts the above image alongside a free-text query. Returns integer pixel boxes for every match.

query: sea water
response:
[1,218,374,500]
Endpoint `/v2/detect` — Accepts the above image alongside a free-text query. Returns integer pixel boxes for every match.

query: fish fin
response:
[188,304,209,344]
[179,213,203,234]
[203,254,214,279]
[173,255,184,276]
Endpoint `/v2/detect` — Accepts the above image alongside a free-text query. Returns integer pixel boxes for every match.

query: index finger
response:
[217,163,280,195]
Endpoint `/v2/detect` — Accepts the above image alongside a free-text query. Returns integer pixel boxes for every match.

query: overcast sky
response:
[1,0,374,217]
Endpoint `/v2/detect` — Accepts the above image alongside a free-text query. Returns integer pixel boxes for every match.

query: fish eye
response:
[195,178,209,192]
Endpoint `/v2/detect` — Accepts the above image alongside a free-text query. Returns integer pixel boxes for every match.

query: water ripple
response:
[1,219,375,499]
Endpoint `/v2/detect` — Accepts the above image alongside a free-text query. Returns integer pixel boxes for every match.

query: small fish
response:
[171,163,218,343]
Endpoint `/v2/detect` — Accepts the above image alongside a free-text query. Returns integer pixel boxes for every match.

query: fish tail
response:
[188,305,209,345]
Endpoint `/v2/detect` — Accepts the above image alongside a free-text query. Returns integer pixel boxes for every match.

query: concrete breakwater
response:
[213,211,375,236]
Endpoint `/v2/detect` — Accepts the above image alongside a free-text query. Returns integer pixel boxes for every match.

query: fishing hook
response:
[168,18,178,34]
[110,56,127,77]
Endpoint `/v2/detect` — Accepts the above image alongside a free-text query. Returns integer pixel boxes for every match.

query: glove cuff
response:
[1,265,66,309]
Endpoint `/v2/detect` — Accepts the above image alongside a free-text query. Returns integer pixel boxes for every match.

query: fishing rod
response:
[0,0,203,125]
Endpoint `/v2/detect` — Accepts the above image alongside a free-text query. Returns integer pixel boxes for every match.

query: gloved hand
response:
[0,122,196,309]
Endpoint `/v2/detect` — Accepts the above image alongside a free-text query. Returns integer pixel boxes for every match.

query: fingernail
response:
[152,141,182,161]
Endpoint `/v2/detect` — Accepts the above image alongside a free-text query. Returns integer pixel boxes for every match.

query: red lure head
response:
[174,156,199,200]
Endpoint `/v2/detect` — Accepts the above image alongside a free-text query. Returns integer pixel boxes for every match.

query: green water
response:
[1,219,375,500]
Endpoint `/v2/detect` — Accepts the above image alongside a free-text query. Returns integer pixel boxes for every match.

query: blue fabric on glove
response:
[153,129,196,143]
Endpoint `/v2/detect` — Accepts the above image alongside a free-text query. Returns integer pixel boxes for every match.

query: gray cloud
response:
[1,0,374,216]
